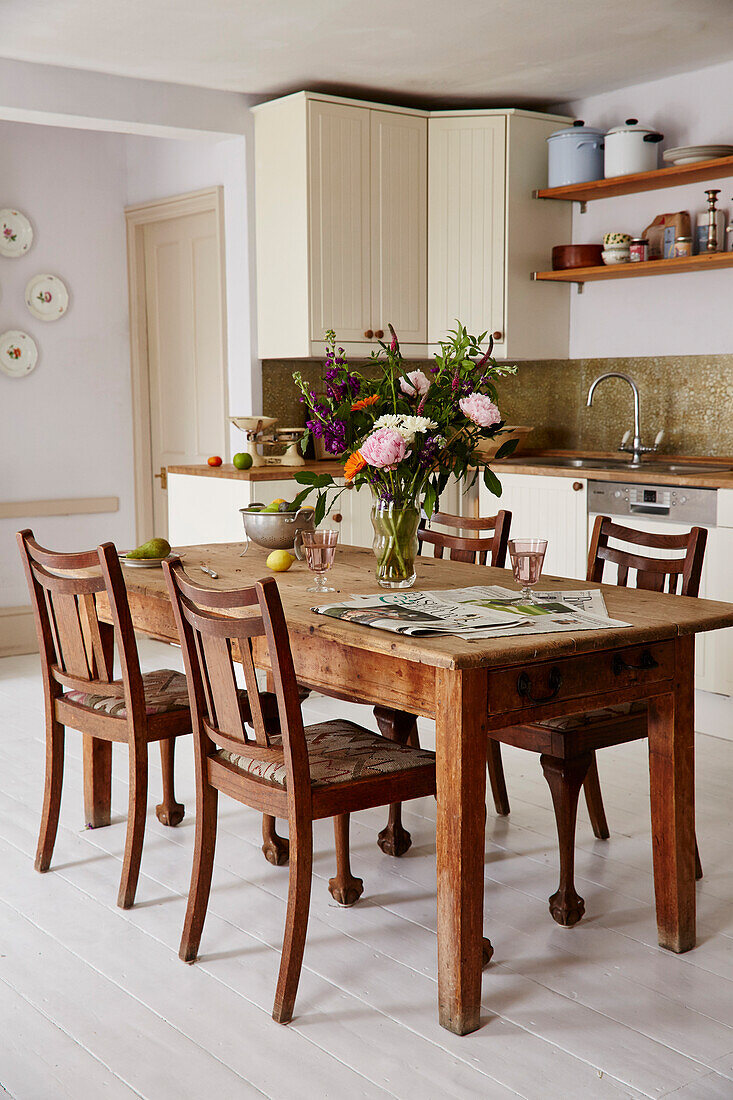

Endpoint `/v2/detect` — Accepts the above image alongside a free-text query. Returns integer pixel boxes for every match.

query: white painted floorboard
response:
[1,640,732,1100]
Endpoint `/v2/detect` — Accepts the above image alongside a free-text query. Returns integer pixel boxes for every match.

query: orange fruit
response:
[207,456,223,467]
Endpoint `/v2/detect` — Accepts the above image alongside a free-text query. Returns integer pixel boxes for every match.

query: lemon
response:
[266,550,294,572]
[271,498,287,505]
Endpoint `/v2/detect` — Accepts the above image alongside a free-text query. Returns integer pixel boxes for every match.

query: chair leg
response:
[486,738,510,816]
[695,837,703,881]
[262,814,290,866]
[83,733,112,828]
[272,815,313,1024]
[180,781,219,963]
[374,706,418,857]
[540,752,593,927]
[118,743,148,910]
[155,738,185,827]
[328,813,364,906]
[582,752,610,840]
[35,719,65,873]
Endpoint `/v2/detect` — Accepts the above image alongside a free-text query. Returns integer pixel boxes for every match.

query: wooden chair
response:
[374,509,513,857]
[17,529,191,909]
[489,514,707,927]
[162,559,437,1024]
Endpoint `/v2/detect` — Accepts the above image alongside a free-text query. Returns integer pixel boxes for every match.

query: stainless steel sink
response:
[506,456,731,474]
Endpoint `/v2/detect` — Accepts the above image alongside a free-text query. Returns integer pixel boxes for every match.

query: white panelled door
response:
[428,115,506,345]
[142,204,227,535]
[308,100,372,345]
[482,472,588,581]
[371,111,427,344]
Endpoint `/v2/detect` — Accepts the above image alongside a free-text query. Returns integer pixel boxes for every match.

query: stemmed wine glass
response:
[301,528,339,593]
[508,538,548,602]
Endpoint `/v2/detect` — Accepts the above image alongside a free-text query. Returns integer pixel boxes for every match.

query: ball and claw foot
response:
[262,834,290,866]
[482,937,494,968]
[549,887,585,927]
[377,822,412,857]
[328,872,364,906]
[155,801,185,827]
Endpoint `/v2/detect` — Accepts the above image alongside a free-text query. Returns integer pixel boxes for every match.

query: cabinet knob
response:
[492,330,503,340]
[374,329,384,339]
[572,481,584,492]
[364,329,374,339]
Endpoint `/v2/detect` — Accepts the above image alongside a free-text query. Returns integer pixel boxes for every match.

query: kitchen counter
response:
[491,451,733,489]
[167,461,344,482]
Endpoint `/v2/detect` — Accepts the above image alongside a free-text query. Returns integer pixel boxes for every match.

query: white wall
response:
[0,120,134,608]
[558,57,733,358]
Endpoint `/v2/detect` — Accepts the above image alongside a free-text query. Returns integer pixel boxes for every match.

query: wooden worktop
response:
[117,542,733,672]
[167,461,345,482]
[492,451,733,490]
[169,453,733,490]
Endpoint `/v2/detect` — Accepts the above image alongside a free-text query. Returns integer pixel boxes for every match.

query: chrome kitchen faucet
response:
[586,372,662,467]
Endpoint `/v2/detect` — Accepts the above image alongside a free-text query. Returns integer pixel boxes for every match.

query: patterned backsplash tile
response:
[262,355,733,457]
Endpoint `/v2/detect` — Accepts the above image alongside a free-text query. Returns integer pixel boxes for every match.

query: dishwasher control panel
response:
[588,480,717,526]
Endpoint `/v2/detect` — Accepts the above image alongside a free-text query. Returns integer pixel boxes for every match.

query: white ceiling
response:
[3,0,733,107]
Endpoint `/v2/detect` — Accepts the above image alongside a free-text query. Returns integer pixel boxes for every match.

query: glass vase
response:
[370,491,421,589]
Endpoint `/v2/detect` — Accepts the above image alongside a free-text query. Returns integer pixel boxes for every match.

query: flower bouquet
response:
[292,324,517,588]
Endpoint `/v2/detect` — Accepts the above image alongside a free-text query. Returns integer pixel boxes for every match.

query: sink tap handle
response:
[620,429,631,447]
[653,429,665,449]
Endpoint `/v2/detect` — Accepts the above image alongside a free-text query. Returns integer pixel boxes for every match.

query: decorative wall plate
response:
[0,209,33,257]
[25,274,69,321]
[0,330,38,377]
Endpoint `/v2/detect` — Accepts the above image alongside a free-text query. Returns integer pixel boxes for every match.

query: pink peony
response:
[459,392,501,428]
[400,370,430,398]
[359,427,407,470]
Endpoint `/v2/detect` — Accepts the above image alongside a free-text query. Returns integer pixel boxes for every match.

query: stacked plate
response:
[663,145,733,165]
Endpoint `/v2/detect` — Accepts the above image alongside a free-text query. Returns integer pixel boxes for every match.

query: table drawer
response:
[488,640,675,716]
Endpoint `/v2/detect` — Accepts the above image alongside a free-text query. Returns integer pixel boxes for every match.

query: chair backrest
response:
[586,515,707,596]
[16,529,146,718]
[418,509,512,567]
[162,559,309,793]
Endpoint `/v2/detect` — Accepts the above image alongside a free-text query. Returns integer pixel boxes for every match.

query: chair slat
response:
[200,633,249,747]
[418,509,512,568]
[52,593,92,679]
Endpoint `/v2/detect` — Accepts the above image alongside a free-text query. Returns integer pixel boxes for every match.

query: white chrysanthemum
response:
[373,413,437,444]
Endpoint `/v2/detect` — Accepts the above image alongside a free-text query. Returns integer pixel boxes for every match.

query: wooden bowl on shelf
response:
[552,244,603,270]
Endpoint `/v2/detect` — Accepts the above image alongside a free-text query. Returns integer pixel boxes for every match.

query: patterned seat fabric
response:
[537,699,647,732]
[218,719,436,789]
[65,669,190,719]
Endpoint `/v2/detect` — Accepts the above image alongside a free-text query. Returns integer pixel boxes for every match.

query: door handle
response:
[374,329,384,339]
[154,466,168,490]
[364,329,374,339]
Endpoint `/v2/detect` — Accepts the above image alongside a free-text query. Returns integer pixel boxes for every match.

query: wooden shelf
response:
[534,154,733,204]
[533,251,733,285]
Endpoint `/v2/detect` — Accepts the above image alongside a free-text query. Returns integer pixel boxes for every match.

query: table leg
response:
[435,666,488,1035]
[647,634,696,953]
[83,734,112,828]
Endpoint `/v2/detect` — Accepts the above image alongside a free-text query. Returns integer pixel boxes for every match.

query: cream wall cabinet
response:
[428,111,572,359]
[255,92,427,360]
[254,93,571,361]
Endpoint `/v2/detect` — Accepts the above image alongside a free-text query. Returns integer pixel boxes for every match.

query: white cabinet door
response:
[371,111,427,344]
[482,473,588,581]
[308,100,372,344]
[428,115,506,346]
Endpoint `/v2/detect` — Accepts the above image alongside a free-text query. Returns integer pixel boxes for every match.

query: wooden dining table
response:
[91,542,733,1035]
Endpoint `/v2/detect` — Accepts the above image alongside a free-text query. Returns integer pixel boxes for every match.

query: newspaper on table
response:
[312,585,630,639]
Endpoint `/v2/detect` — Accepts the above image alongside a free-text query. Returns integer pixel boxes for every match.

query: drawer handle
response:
[612,650,659,675]
[517,668,562,703]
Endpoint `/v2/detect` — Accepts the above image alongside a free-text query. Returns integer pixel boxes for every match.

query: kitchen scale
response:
[230,416,305,468]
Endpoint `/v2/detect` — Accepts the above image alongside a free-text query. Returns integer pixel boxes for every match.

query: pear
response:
[127,537,171,560]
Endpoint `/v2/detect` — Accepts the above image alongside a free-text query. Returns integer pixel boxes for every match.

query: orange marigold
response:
[343,451,367,482]
[351,393,379,411]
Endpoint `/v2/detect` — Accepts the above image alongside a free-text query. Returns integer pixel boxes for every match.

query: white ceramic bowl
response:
[603,232,632,248]
[601,248,631,265]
